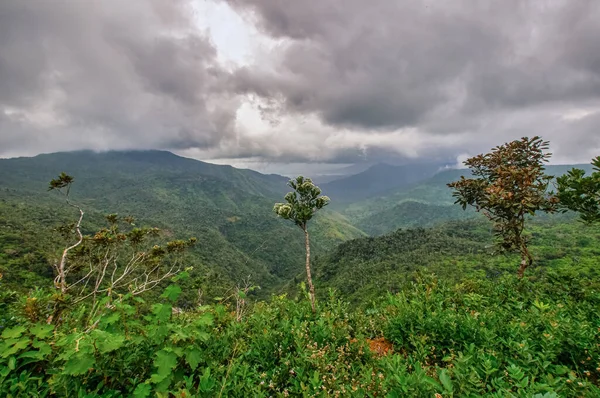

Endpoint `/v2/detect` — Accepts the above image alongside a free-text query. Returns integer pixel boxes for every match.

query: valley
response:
[1,149,599,397]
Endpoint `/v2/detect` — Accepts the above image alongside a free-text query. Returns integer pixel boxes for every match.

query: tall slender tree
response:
[274,176,330,312]
[448,137,557,277]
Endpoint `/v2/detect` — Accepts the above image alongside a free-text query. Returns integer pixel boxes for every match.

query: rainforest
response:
[1,139,599,397]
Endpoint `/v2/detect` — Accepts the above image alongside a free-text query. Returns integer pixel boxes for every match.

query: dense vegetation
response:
[0,151,363,299]
[1,269,598,396]
[1,145,599,396]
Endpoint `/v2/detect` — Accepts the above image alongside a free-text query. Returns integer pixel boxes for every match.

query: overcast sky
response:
[1,0,600,173]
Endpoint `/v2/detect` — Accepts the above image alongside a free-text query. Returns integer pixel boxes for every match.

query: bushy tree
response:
[448,137,557,277]
[555,156,600,224]
[274,176,330,312]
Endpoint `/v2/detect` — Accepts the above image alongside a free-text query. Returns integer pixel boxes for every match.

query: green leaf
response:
[100,311,121,326]
[92,331,125,354]
[151,303,172,323]
[63,353,96,375]
[185,349,202,371]
[198,367,215,392]
[422,376,442,392]
[7,356,16,370]
[2,338,30,358]
[161,285,182,302]
[439,369,453,392]
[1,326,26,339]
[29,324,54,339]
[193,313,214,327]
[152,350,178,383]
[18,341,52,360]
[133,383,152,398]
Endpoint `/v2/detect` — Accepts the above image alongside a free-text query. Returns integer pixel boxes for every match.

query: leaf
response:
[100,312,121,326]
[1,326,26,339]
[63,353,96,375]
[151,303,172,323]
[29,324,54,339]
[152,350,178,383]
[422,376,442,391]
[1,338,30,358]
[7,356,16,370]
[161,285,182,302]
[185,348,202,371]
[93,331,125,354]
[193,313,214,327]
[18,341,52,360]
[198,367,215,392]
[133,383,152,398]
[439,369,454,392]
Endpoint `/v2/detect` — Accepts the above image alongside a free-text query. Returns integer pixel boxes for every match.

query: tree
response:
[274,176,330,312]
[447,137,557,278]
[48,173,196,322]
[555,156,600,224]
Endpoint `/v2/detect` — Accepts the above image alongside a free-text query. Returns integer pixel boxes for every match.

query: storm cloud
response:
[0,0,236,157]
[1,0,600,165]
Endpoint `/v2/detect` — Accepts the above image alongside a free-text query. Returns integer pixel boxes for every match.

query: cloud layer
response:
[0,0,235,157]
[1,0,600,164]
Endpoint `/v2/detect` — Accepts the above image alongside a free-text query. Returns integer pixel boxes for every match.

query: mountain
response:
[355,201,477,235]
[342,164,595,232]
[321,162,442,202]
[0,150,364,298]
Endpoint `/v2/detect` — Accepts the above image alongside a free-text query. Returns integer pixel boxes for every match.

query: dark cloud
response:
[1,0,599,166]
[227,0,600,128]
[0,0,235,156]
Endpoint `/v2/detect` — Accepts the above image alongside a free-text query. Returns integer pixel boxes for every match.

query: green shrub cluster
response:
[1,272,598,397]
[382,274,600,397]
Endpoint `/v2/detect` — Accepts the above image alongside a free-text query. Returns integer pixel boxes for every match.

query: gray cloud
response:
[1,0,600,166]
[223,0,600,162]
[0,0,236,156]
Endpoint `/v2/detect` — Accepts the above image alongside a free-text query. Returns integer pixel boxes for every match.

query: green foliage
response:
[556,156,600,224]
[315,218,600,304]
[1,147,600,397]
[382,274,600,397]
[1,271,598,397]
[273,176,330,229]
[356,200,476,235]
[0,151,361,300]
[448,137,557,276]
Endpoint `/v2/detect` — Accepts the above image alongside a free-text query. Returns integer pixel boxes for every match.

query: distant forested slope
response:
[0,151,364,298]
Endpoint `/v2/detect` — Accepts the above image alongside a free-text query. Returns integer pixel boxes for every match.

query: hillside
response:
[322,162,442,202]
[315,218,600,303]
[355,201,477,235]
[343,164,595,234]
[0,151,364,298]
[1,153,600,397]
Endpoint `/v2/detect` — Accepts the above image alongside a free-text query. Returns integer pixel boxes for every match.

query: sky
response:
[1,0,600,174]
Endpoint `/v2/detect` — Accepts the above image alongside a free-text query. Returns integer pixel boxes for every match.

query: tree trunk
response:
[517,244,532,278]
[304,226,316,313]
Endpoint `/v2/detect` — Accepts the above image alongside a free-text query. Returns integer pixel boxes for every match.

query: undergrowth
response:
[1,272,599,397]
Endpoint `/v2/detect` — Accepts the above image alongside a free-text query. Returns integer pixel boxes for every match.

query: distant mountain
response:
[342,163,594,234]
[1,150,290,198]
[0,150,364,298]
[321,162,442,202]
[311,163,375,184]
[355,201,477,235]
